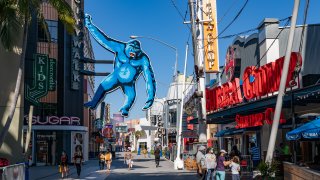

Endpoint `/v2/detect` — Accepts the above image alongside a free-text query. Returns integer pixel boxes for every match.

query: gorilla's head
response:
[125,40,142,59]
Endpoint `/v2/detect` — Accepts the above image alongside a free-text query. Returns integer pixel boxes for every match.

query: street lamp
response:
[129,35,178,78]
[130,36,179,128]
[130,35,181,167]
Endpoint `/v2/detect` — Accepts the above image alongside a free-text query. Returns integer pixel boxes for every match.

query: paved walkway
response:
[29,152,197,180]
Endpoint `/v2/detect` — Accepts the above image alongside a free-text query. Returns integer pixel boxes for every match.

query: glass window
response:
[38,20,58,43]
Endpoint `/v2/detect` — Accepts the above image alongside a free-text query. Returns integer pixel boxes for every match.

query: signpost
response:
[25,54,56,105]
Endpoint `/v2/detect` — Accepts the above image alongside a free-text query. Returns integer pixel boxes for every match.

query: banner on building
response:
[112,113,124,123]
[115,125,128,133]
[102,124,114,138]
[71,132,87,163]
[25,54,57,105]
[202,0,219,73]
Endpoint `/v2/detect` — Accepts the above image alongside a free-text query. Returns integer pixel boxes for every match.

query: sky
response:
[84,0,320,120]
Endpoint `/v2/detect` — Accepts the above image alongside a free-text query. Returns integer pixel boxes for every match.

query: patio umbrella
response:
[286,117,320,140]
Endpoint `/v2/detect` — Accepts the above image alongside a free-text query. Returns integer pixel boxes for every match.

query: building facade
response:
[206,18,320,166]
[22,0,94,166]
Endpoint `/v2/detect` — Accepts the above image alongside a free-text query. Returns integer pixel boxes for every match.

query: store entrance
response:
[36,141,48,166]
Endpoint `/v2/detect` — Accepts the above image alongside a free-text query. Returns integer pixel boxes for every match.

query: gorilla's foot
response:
[84,101,97,109]
[142,100,153,110]
[120,108,129,117]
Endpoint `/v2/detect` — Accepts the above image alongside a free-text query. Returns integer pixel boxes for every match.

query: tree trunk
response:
[0,17,28,147]
[24,105,33,160]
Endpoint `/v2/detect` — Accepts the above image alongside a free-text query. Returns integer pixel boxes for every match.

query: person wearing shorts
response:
[105,149,112,172]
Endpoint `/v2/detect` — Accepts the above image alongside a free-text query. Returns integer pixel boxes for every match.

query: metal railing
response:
[0,163,25,180]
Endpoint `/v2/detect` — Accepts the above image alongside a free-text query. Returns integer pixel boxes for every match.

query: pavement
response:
[29,152,197,180]
[29,153,253,180]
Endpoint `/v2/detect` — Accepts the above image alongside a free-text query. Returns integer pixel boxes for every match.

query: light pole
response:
[130,35,180,154]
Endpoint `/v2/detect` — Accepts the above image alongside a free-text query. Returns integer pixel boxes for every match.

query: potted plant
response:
[255,161,280,180]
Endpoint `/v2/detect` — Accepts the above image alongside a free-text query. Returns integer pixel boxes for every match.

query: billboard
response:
[102,124,114,138]
[71,132,88,162]
[112,113,124,123]
[203,0,219,73]
[115,126,128,133]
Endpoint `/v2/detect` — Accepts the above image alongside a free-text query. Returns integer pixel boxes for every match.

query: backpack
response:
[105,153,111,161]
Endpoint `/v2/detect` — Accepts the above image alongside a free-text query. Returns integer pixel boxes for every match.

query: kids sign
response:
[206,52,302,112]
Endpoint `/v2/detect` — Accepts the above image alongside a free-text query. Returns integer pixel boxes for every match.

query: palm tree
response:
[0,0,75,147]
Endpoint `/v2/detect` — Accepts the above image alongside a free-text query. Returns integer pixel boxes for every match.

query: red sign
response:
[187,124,194,130]
[206,52,302,112]
[206,78,243,112]
[235,108,286,129]
[102,125,114,138]
[243,52,302,99]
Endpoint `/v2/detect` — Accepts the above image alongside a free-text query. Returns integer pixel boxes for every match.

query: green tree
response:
[0,0,75,147]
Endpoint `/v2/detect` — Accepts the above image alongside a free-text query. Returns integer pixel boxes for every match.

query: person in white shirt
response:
[205,148,217,180]
[229,156,240,180]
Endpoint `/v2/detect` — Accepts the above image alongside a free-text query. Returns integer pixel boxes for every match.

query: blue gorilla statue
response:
[84,14,156,117]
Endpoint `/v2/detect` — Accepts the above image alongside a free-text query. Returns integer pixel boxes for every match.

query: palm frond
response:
[0,3,21,51]
[48,0,75,34]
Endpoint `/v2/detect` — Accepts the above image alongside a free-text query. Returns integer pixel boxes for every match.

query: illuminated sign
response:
[206,52,302,112]
[206,78,243,112]
[24,116,81,125]
[243,52,302,99]
[115,126,128,133]
[25,54,56,105]
[203,0,219,73]
[102,124,114,138]
[235,108,286,129]
[71,0,83,90]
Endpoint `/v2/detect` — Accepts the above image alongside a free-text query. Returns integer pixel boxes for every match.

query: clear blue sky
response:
[84,0,320,120]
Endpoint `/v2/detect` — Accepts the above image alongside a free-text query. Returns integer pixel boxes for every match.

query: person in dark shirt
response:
[154,146,161,167]
[216,149,232,180]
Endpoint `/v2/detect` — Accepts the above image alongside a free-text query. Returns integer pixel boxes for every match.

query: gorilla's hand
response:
[85,14,92,27]
[142,99,153,110]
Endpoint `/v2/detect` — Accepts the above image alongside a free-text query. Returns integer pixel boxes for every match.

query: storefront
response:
[23,116,88,166]
[205,18,320,169]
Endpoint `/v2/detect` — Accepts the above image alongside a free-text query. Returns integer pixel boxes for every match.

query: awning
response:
[286,117,320,140]
[215,127,260,137]
[140,126,158,131]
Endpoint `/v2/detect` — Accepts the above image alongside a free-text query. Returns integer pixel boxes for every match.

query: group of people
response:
[196,146,241,180]
[59,149,83,179]
[98,149,113,173]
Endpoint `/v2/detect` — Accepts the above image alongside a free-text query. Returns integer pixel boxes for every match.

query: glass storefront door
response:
[36,141,48,166]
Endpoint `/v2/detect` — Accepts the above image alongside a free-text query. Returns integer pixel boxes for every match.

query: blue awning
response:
[286,117,320,140]
[215,127,260,137]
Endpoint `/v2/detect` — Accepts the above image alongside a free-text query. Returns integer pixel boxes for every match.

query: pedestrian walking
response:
[216,149,231,180]
[105,149,112,172]
[196,146,206,178]
[125,151,134,170]
[60,151,69,179]
[98,151,105,170]
[249,143,261,168]
[229,156,240,180]
[142,148,147,158]
[124,151,128,164]
[154,146,161,167]
[73,147,83,178]
[147,147,151,158]
[205,148,217,180]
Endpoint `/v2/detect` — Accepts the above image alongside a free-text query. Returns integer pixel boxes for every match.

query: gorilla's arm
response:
[85,14,125,53]
[142,57,156,110]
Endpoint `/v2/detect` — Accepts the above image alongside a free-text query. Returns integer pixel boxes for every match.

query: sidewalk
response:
[29,159,104,180]
[29,152,197,180]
